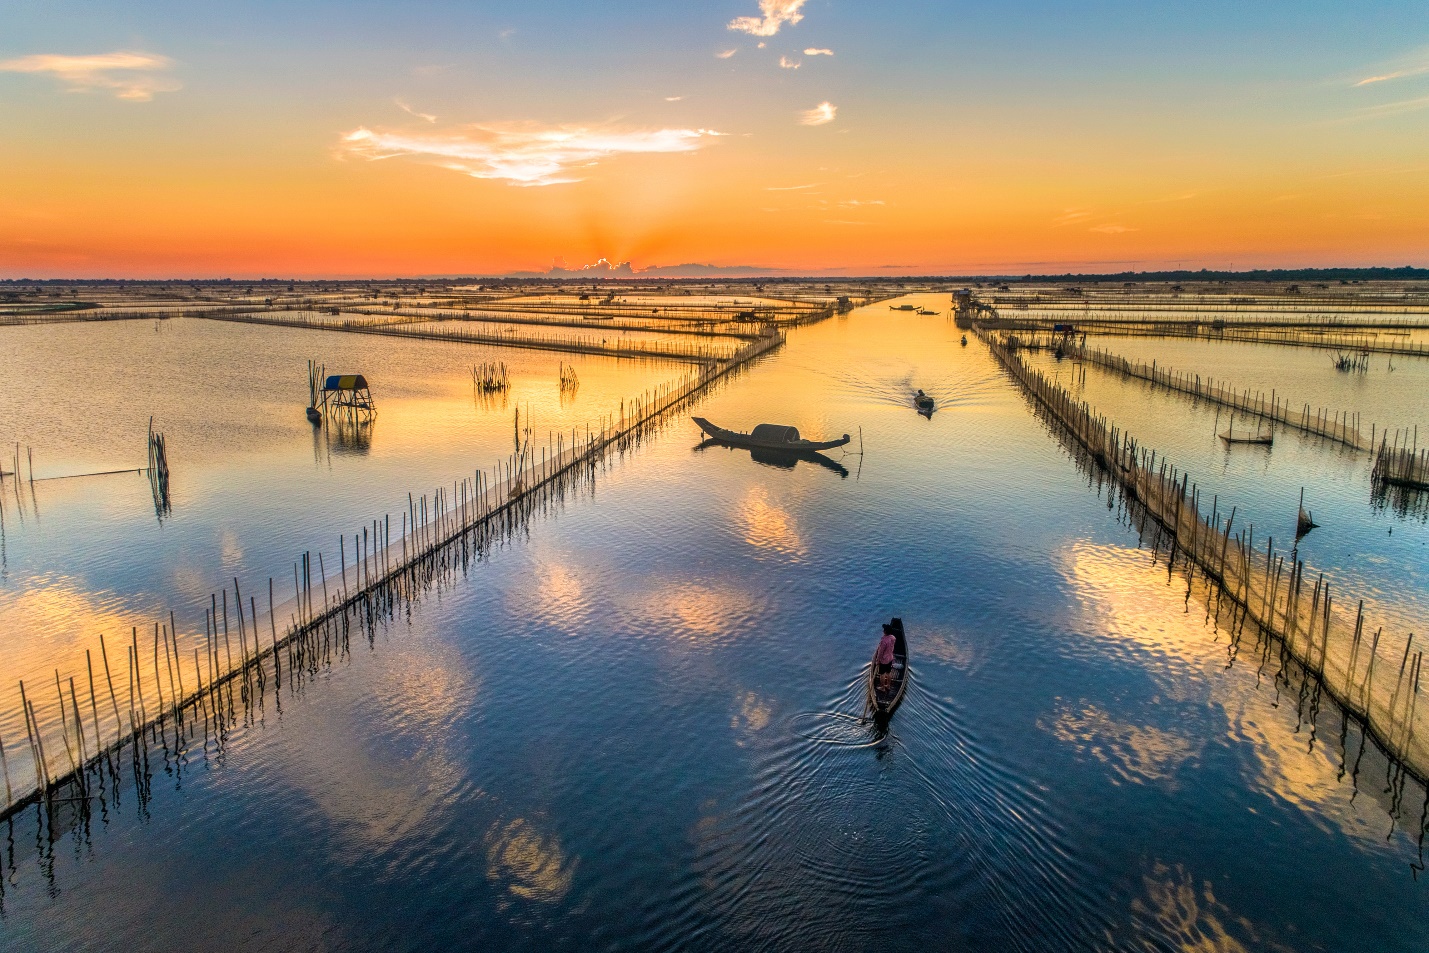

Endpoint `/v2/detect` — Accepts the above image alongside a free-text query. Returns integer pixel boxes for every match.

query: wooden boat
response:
[889,304,917,311]
[305,406,322,424]
[867,617,909,719]
[914,390,935,413]
[960,335,968,346]
[917,308,939,315]
[692,417,850,452]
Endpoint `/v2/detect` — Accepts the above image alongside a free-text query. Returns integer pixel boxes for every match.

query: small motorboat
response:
[305,406,323,424]
[914,390,935,414]
[868,617,909,719]
[692,417,850,452]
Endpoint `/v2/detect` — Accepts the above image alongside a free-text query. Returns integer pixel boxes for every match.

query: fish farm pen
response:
[0,327,788,818]
[1044,338,1377,450]
[976,323,1429,787]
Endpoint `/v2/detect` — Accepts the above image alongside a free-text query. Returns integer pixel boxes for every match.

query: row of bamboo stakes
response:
[1373,431,1429,491]
[1048,338,1378,450]
[987,313,1429,358]
[976,325,1428,786]
[199,310,752,364]
[0,327,788,821]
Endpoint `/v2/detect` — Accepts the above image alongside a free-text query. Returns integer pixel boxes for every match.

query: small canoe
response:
[692,417,850,452]
[868,617,909,719]
[306,406,323,424]
[917,308,939,315]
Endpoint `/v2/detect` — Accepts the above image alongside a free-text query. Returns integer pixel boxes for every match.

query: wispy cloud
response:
[338,123,724,186]
[498,28,517,41]
[729,0,807,37]
[1089,224,1137,234]
[839,199,884,207]
[1354,63,1429,87]
[1051,209,1092,227]
[766,183,819,191]
[394,98,437,122]
[779,56,801,70]
[716,49,738,59]
[798,101,836,126]
[0,50,179,101]
[804,48,834,56]
[664,95,684,102]
[1359,94,1429,118]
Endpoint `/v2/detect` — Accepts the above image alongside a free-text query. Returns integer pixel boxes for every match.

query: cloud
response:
[338,122,724,186]
[1360,94,1429,118]
[779,56,801,69]
[0,50,179,101]
[839,199,884,207]
[664,95,684,101]
[1089,224,1137,234]
[394,99,437,122]
[498,28,516,41]
[728,0,807,37]
[804,48,834,56]
[716,49,738,59]
[1052,208,1092,227]
[765,183,819,190]
[1354,64,1429,87]
[798,101,836,125]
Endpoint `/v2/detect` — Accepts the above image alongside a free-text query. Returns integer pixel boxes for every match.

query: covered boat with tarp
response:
[692,417,850,452]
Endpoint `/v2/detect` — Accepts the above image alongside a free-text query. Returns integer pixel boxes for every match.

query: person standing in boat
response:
[875,623,897,692]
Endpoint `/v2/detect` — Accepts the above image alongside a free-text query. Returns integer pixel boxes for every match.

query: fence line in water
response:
[1037,337,1377,451]
[196,309,749,363]
[984,315,1429,358]
[0,329,787,821]
[975,324,1428,788]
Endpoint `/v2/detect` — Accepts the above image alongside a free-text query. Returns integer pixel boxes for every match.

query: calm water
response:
[2,299,1428,951]
[0,318,680,748]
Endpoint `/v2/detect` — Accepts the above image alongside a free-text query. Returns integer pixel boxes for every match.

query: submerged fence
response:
[976,324,1428,785]
[0,328,788,820]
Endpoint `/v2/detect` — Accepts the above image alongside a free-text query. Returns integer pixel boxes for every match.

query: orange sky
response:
[2,2,1427,276]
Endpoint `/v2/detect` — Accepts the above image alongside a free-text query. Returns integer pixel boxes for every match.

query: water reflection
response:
[693,438,849,477]
[485,817,577,906]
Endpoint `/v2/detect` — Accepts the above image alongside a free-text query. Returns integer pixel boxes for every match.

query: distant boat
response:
[867,617,909,720]
[890,304,917,311]
[914,390,935,414]
[960,335,968,346]
[306,406,322,424]
[917,308,939,315]
[692,417,851,452]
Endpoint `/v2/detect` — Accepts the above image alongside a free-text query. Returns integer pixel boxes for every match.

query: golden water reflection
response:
[485,817,577,906]
[738,486,806,560]
[1043,699,1198,788]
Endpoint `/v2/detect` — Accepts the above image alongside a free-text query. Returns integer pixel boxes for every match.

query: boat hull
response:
[867,618,909,720]
[692,417,850,453]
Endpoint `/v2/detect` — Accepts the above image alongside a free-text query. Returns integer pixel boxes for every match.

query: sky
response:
[1,0,1427,278]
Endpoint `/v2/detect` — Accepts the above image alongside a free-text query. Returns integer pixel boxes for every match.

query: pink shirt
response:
[875,633,897,665]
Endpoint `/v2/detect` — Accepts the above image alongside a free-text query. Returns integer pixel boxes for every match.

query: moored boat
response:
[306,406,322,424]
[692,417,851,452]
[867,617,908,719]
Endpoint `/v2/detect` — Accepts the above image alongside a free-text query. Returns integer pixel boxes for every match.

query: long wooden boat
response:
[692,417,850,452]
[914,391,935,413]
[867,617,909,719]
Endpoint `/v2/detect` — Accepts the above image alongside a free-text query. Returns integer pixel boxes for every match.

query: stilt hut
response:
[321,373,376,421]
